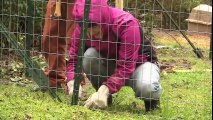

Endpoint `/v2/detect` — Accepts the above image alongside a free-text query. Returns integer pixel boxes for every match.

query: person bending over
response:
[67,0,162,112]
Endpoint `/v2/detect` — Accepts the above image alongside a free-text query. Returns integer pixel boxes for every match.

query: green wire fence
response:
[0,0,212,106]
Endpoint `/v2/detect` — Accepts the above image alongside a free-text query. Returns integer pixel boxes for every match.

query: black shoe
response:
[144,100,160,112]
[107,94,113,106]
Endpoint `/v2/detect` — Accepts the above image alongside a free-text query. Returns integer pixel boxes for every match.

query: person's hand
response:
[67,80,87,100]
[84,85,109,109]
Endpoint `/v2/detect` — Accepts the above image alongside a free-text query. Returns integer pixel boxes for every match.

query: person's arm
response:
[66,24,81,81]
[103,21,141,94]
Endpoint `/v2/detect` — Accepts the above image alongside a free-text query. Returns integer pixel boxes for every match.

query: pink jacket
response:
[67,0,153,94]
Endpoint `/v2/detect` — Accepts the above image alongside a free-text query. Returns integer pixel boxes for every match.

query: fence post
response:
[155,0,204,59]
[115,0,124,10]
[26,0,34,56]
[210,26,212,60]
[71,0,91,105]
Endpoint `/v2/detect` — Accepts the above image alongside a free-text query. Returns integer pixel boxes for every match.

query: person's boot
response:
[107,94,113,106]
[144,100,160,112]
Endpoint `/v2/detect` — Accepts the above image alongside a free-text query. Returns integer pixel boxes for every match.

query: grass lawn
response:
[0,31,212,119]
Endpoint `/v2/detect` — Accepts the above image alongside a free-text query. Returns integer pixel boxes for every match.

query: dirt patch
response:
[159,58,193,74]
[152,29,211,49]
[0,79,10,85]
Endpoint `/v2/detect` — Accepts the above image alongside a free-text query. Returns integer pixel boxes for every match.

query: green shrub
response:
[0,0,46,50]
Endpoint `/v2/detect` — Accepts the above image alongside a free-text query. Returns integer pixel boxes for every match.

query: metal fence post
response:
[210,26,212,60]
[26,0,34,56]
[155,0,204,59]
[71,0,91,105]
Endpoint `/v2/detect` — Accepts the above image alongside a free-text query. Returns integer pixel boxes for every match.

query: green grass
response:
[0,54,212,120]
[0,85,160,120]
[0,35,212,119]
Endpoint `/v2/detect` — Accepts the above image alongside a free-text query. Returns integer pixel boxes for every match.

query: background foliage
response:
[0,0,212,49]
[124,0,212,29]
[0,0,46,51]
